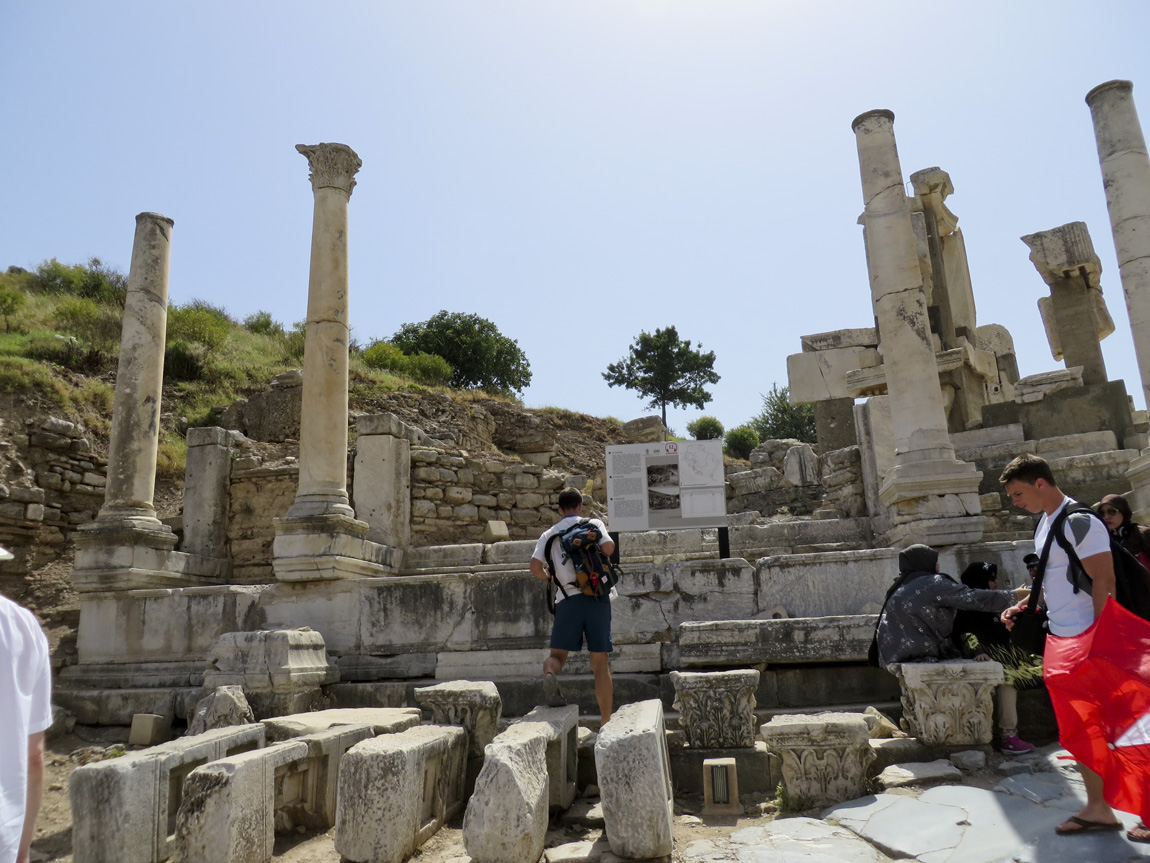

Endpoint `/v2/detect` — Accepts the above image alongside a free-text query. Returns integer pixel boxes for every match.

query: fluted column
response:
[288,143,361,518]
[97,212,174,527]
[1087,81,1150,404]
[852,111,982,545]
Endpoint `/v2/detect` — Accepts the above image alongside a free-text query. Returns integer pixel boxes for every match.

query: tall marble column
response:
[1088,81,1150,520]
[73,213,206,591]
[273,144,400,580]
[852,111,982,546]
[289,143,360,518]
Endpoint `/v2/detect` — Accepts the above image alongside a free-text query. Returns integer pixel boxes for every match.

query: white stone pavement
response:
[679,746,1150,863]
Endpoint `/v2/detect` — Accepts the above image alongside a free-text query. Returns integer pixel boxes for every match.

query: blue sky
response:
[3,1,1150,435]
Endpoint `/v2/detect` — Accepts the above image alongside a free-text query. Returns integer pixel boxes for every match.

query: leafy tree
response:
[242,310,285,338]
[603,326,720,426]
[391,311,531,394]
[724,424,760,460]
[750,383,816,444]
[686,415,724,441]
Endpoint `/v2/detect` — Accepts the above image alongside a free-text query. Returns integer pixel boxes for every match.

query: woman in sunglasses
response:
[1097,494,1150,571]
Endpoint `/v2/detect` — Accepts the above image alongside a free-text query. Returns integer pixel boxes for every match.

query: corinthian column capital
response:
[296,143,362,196]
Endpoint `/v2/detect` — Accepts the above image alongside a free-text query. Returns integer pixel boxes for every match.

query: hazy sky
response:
[3,2,1150,435]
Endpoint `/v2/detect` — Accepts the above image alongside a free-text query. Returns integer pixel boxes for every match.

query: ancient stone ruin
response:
[2,80,1147,860]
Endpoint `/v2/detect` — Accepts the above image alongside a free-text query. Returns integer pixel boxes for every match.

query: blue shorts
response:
[550,594,613,653]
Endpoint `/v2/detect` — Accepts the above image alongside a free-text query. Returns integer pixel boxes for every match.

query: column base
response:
[71,522,226,593]
[1126,447,1150,524]
[878,458,983,505]
[272,513,401,582]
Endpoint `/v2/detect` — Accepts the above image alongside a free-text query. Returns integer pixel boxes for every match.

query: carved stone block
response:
[413,680,502,757]
[670,669,759,749]
[759,711,874,808]
[894,660,1004,746]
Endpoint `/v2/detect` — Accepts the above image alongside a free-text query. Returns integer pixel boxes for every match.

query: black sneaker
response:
[543,674,567,707]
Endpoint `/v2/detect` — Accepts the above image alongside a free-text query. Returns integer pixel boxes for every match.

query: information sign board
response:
[605,439,727,531]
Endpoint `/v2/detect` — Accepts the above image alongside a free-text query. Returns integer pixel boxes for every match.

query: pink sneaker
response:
[1001,734,1036,755]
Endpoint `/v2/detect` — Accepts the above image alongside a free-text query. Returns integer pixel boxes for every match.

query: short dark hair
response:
[999,453,1057,487]
[557,489,583,511]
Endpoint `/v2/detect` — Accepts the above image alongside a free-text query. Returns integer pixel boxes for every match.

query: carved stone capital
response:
[760,712,874,808]
[296,143,362,196]
[413,680,502,756]
[894,659,1003,746]
[670,669,759,749]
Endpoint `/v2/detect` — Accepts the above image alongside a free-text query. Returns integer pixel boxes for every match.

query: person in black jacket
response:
[953,561,1039,755]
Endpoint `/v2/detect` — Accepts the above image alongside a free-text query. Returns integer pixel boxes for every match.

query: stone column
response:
[272,144,400,581]
[289,143,360,519]
[72,213,203,592]
[1088,81,1150,521]
[852,111,982,546]
[100,212,174,527]
[1021,222,1112,386]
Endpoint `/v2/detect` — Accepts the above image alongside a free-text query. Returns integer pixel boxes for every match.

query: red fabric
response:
[1044,598,1150,823]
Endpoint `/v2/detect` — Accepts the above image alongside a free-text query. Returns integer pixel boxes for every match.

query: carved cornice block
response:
[670,669,759,749]
[414,680,502,756]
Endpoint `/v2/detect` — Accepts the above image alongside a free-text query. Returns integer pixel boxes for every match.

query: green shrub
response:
[242,310,285,338]
[282,321,307,361]
[53,296,121,355]
[23,333,107,372]
[686,415,724,440]
[392,310,531,394]
[27,257,127,306]
[0,284,24,332]
[164,340,207,381]
[403,352,453,385]
[724,424,760,460]
[168,303,231,349]
[362,340,407,372]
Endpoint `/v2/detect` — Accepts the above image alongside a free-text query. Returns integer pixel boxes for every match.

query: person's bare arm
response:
[1079,550,1117,620]
[18,731,45,863]
[530,557,549,582]
[599,540,615,558]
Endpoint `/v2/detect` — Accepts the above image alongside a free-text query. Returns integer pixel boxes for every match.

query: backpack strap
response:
[543,525,580,600]
[1026,507,1063,612]
[1047,504,1101,595]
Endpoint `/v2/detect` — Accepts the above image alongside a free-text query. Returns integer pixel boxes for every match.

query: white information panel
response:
[606,439,728,531]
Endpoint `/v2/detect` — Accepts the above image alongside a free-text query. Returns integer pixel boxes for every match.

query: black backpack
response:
[542,519,621,614]
[1045,503,1150,621]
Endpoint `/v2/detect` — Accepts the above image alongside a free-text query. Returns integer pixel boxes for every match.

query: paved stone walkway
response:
[679,747,1150,863]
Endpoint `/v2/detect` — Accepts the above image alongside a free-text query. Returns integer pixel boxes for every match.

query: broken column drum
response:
[289,142,361,519]
[851,110,982,544]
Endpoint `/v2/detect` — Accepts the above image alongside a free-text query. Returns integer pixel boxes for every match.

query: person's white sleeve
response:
[28,624,53,734]
[531,531,549,563]
[1068,513,1112,560]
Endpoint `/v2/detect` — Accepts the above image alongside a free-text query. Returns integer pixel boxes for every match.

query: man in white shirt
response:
[999,455,1121,838]
[530,489,616,725]
[0,546,53,863]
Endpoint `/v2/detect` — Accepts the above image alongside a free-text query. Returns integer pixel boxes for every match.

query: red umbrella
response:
[1044,597,1150,823]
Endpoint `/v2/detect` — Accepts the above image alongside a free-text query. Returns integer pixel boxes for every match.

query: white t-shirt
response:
[1035,497,1112,637]
[532,515,615,605]
[0,595,52,863]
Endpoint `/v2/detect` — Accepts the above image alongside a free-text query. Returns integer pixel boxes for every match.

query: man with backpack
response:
[999,454,1124,838]
[530,488,616,726]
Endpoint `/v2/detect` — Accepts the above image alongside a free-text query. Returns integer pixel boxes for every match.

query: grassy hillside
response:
[0,259,507,478]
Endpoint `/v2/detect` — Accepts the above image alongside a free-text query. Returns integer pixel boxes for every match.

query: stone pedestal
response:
[182,427,237,561]
[203,629,339,719]
[1087,81,1150,521]
[893,660,1003,746]
[852,110,982,546]
[352,413,411,550]
[759,711,874,808]
[413,680,503,757]
[669,669,759,749]
[272,513,399,581]
[519,704,580,811]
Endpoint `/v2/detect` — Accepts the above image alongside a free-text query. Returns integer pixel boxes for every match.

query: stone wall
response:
[725,439,824,515]
[0,416,106,591]
[819,446,866,518]
[408,446,568,545]
[228,463,298,583]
